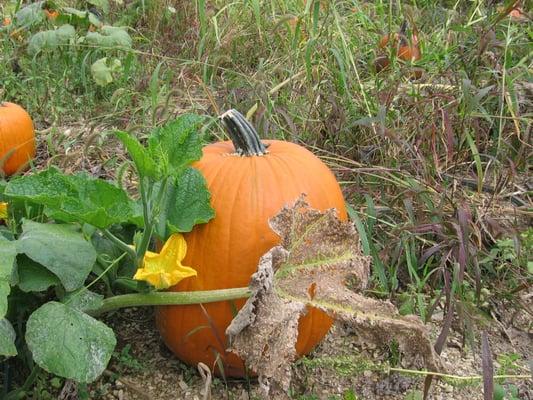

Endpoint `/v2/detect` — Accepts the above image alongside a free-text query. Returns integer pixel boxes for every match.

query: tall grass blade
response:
[465,131,484,194]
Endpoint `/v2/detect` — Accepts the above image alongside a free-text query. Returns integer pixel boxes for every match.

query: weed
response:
[112,344,145,373]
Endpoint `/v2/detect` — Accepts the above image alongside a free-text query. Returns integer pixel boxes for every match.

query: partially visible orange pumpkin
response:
[375,20,421,75]
[156,110,347,377]
[378,20,421,62]
[0,102,36,176]
[44,9,59,21]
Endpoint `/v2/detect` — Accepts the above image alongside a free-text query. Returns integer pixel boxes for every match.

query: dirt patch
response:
[91,298,531,400]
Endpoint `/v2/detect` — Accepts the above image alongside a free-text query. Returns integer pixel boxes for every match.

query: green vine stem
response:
[387,367,531,381]
[102,229,136,260]
[92,287,251,316]
[135,176,154,268]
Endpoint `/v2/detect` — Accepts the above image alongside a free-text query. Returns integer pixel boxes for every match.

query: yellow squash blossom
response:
[0,202,7,220]
[133,233,197,290]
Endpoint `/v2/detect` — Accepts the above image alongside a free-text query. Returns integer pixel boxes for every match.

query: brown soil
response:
[87,296,532,400]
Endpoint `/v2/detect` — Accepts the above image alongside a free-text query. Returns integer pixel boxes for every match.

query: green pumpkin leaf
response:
[17,255,60,293]
[155,167,214,239]
[148,114,204,176]
[115,131,159,179]
[61,7,89,19]
[88,11,103,28]
[87,0,110,14]
[26,302,116,382]
[5,167,140,229]
[0,236,17,318]
[85,26,132,49]
[0,319,17,357]
[62,289,104,312]
[28,24,76,55]
[17,220,96,292]
[14,2,45,28]
[91,57,122,86]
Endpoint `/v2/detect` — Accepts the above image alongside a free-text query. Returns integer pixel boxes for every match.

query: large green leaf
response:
[61,7,89,19]
[14,2,45,28]
[85,26,132,49]
[0,319,17,357]
[5,167,139,229]
[115,131,159,179]
[148,114,204,176]
[154,167,214,239]
[87,0,110,14]
[28,24,76,55]
[26,302,116,382]
[62,289,104,312]
[91,57,122,86]
[17,220,96,292]
[17,255,60,293]
[0,237,17,318]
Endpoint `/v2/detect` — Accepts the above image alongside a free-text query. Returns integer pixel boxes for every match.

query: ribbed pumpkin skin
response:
[156,139,347,377]
[0,102,36,176]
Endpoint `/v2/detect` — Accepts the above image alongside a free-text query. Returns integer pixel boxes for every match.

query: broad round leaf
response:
[26,302,116,383]
[154,167,215,238]
[5,167,140,228]
[0,237,17,318]
[17,220,96,292]
[0,319,17,357]
[28,25,76,55]
[17,256,60,293]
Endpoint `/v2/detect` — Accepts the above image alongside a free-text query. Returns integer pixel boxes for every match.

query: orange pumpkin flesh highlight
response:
[156,110,347,377]
[0,102,36,176]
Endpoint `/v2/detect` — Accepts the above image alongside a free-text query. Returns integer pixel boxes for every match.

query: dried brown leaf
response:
[226,195,441,396]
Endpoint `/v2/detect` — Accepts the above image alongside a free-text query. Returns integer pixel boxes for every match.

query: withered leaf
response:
[226,195,440,397]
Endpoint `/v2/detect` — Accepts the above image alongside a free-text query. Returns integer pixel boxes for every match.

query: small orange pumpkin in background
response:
[0,102,36,177]
[156,110,347,377]
[44,9,59,21]
[375,19,421,73]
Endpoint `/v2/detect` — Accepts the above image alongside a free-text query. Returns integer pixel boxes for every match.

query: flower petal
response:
[133,233,196,289]
[0,202,8,220]
[159,233,188,263]
[133,265,197,290]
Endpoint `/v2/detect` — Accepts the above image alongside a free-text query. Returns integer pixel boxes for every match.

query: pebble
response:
[178,378,189,390]
[442,384,453,393]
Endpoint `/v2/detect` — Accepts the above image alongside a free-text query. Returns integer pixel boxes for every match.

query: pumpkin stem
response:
[220,109,268,156]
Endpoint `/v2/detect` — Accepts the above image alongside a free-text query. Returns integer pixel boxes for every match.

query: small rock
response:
[178,377,189,390]
[432,311,444,322]
[117,389,124,400]
[442,383,453,393]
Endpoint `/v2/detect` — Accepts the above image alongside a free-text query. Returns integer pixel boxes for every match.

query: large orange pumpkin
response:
[0,102,36,177]
[156,110,347,377]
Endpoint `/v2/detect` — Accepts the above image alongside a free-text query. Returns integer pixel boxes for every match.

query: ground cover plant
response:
[1,0,531,399]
